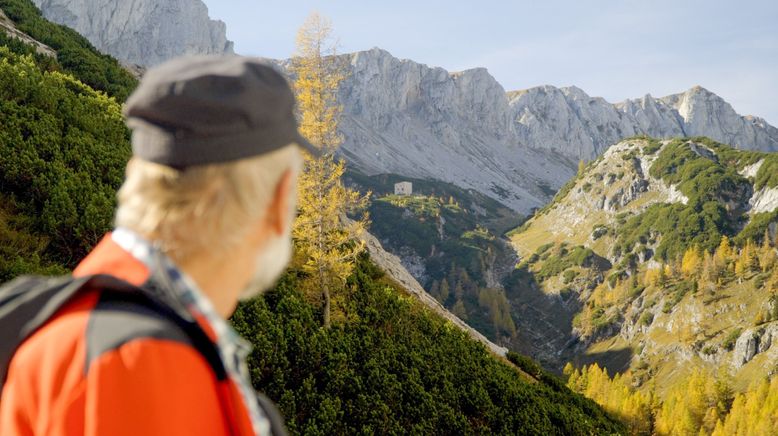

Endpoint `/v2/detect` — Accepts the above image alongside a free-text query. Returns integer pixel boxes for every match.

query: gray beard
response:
[238,231,293,301]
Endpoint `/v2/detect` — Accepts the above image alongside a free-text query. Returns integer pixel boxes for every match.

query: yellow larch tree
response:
[565,363,653,435]
[758,229,776,273]
[681,245,703,278]
[715,235,732,269]
[712,377,778,436]
[744,239,760,272]
[700,251,719,290]
[291,12,370,328]
[734,257,747,283]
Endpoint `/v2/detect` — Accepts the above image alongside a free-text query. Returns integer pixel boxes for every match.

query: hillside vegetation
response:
[0,0,137,99]
[233,253,624,435]
[0,46,130,277]
[510,136,778,434]
[0,9,624,434]
[346,171,525,342]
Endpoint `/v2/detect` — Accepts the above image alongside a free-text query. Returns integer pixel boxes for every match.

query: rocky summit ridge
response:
[17,0,778,213]
[512,85,778,161]
[30,0,233,66]
[334,48,778,213]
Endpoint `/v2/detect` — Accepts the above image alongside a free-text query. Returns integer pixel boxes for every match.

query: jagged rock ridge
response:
[336,48,577,213]
[31,0,233,66]
[512,84,778,160]
[334,49,778,213]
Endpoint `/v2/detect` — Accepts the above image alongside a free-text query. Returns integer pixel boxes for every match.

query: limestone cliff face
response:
[31,0,233,66]
[334,49,778,213]
[657,86,778,152]
[510,86,643,160]
[336,48,576,213]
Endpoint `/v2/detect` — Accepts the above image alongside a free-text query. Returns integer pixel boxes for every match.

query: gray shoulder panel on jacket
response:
[85,293,193,374]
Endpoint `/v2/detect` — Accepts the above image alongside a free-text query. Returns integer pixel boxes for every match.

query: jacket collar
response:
[73,233,150,286]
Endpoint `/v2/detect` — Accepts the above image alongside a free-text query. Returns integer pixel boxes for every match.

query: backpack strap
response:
[0,275,92,392]
[92,280,227,381]
[256,392,289,436]
[0,273,287,436]
[0,274,227,391]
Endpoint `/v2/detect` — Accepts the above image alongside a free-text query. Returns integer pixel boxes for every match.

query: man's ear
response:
[266,169,294,236]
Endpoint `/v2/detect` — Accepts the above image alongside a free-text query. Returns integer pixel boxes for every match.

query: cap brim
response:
[295,134,322,157]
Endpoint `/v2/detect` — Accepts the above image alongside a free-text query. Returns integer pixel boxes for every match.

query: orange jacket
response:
[0,235,257,436]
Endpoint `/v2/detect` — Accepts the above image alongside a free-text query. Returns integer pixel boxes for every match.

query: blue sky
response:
[202,0,778,124]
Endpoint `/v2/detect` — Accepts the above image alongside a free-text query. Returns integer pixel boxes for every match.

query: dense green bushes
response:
[232,255,625,435]
[524,243,604,282]
[0,194,67,281]
[649,138,750,207]
[754,154,778,190]
[735,210,778,246]
[0,0,137,274]
[614,202,729,261]
[0,47,130,271]
[0,0,137,99]
[613,137,777,263]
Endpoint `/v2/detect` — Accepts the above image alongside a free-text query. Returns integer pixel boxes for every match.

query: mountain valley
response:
[3,0,778,433]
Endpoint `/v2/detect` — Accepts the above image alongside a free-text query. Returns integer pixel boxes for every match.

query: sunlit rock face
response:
[31,0,233,66]
[336,48,575,213]
[334,49,777,212]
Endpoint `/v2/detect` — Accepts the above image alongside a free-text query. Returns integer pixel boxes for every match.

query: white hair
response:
[116,144,303,262]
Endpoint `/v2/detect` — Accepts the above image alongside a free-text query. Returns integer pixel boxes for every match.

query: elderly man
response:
[0,56,315,436]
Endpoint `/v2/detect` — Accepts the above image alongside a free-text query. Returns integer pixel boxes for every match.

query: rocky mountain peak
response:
[335,49,778,212]
[31,0,234,66]
[337,49,573,213]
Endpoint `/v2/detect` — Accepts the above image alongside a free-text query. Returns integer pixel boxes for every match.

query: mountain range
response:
[334,48,778,213]
[5,1,778,431]
[26,0,778,213]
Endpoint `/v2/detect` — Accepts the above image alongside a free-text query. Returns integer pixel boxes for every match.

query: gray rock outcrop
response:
[0,8,55,56]
[336,48,574,213]
[31,0,233,66]
[333,49,778,213]
[732,324,778,368]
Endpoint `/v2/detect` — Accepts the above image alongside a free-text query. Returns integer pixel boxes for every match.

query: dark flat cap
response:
[123,55,318,168]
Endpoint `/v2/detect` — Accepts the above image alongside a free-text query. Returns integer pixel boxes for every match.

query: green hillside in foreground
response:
[0,46,130,278]
[233,253,624,434]
[0,4,625,433]
[510,136,778,434]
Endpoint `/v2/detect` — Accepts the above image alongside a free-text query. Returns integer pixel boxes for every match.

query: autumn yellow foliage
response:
[290,13,369,327]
